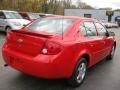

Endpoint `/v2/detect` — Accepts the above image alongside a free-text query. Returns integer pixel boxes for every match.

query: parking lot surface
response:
[0,28,120,90]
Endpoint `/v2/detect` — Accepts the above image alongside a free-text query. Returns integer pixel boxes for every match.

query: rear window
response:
[26,18,75,34]
[28,13,40,19]
[19,13,29,19]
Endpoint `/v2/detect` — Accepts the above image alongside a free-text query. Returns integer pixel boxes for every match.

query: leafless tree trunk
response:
[0,0,93,14]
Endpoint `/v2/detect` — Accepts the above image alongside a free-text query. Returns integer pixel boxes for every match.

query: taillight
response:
[41,41,63,55]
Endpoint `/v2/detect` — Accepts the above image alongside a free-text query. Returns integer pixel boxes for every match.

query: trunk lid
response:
[7,30,54,56]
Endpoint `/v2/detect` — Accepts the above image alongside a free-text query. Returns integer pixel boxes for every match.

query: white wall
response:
[64,9,120,22]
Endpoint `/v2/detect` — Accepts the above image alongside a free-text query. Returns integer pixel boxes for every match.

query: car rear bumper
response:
[2,43,74,79]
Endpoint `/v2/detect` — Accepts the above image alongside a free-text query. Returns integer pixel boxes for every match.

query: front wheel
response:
[68,58,87,87]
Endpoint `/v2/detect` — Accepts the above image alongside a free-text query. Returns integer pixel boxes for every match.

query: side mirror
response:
[105,32,110,36]
[107,31,115,36]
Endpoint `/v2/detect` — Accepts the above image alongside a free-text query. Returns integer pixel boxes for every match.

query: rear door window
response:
[83,22,97,36]
[79,24,87,36]
[19,13,29,19]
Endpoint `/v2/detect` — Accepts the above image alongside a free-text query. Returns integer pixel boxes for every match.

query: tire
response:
[67,58,87,87]
[107,45,115,60]
[5,27,11,32]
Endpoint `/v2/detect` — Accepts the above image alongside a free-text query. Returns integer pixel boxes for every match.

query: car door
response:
[95,22,114,58]
[0,11,6,31]
[79,21,105,65]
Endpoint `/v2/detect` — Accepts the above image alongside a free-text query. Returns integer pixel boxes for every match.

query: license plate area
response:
[9,56,23,69]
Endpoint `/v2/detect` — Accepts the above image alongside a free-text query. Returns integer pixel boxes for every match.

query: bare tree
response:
[0,0,94,14]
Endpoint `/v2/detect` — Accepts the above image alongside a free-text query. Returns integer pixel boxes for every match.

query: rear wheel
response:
[68,58,87,87]
[107,45,115,60]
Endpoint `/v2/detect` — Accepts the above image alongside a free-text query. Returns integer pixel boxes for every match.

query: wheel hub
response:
[76,63,86,83]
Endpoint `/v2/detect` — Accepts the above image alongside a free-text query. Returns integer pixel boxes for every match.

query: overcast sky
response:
[73,0,120,9]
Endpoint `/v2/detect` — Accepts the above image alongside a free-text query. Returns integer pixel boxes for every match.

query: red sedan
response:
[2,16,116,87]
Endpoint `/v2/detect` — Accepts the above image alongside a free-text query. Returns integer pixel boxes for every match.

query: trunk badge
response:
[17,39,23,43]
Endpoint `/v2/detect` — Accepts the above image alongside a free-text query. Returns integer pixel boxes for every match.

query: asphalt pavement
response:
[0,28,120,90]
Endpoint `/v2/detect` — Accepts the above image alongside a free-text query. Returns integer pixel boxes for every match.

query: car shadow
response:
[11,72,72,90]
[7,59,113,90]
[87,59,111,75]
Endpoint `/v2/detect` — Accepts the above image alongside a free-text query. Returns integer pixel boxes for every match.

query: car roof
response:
[19,12,33,14]
[0,10,17,12]
[45,16,95,21]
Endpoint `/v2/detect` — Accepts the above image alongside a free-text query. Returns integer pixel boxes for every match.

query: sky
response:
[72,0,120,9]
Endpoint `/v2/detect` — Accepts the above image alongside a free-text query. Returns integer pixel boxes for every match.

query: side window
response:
[0,12,5,19]
[20,13,29,19]
[79,24,87,36]
[84,22,97,36]
[95,23,107,36]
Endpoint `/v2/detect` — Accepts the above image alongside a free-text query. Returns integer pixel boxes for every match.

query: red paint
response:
[2,16,116,79]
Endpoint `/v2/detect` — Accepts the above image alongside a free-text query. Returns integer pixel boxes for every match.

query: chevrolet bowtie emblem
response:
[17,39,23,43]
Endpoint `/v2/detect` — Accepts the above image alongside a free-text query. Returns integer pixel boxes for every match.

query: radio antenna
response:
[61,16,64,40]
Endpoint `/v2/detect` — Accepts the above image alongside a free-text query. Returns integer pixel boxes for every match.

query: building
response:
[64,9,120,22]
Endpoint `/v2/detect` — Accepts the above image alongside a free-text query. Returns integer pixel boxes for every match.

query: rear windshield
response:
[26,18,75,34]
[19,13,29,19]
[28,13,40,19]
